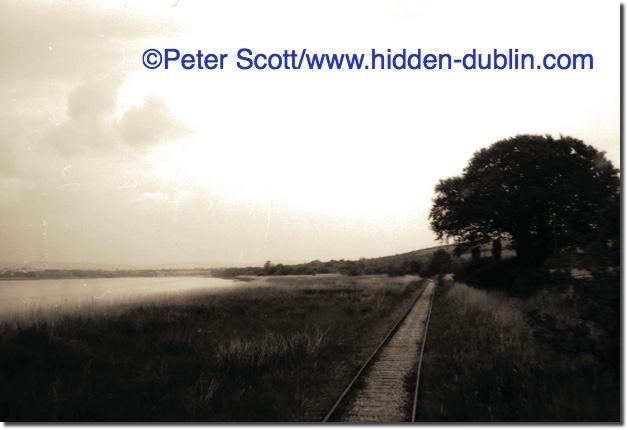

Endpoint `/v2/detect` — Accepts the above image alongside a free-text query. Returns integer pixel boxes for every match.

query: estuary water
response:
[0,276,246,319]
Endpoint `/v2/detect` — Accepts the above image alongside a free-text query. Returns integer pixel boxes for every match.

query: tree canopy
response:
[429,135,619,265]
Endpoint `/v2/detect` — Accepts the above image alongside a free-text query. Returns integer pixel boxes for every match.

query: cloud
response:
[0,0,184,171]
[118,96,188,146]
[139,188,194,204]
[141,191,170,203]
[0,0,178,83]
[67,76,122,121]
[45,75,121,154]
[45,76,187,154]
[0,118,24,178]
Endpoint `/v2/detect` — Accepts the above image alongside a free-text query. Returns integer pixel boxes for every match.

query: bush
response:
[420,250,453,277]
[416,280,619,421]
[453,258,558,296]
[386,264,405,277]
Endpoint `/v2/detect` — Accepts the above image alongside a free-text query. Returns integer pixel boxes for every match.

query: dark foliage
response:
[213,250,440,278]
[415,274,619,422]
[420,249,453,277]
[430,135,619,265]
[453,257,561,296]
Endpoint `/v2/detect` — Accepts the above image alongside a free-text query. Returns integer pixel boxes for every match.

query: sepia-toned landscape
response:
[0,0,620,424]
[1,134,620,422]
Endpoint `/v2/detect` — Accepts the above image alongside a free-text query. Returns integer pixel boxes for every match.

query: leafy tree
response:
[430,135,619,265]
[407,259,422,274]
[386,264,405,277]
[273,263,288,275]
[421,249,453,277]
[263,261,274,275]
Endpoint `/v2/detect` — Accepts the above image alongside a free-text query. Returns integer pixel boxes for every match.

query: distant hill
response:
[1,242,512,279]
[360,242,513,266]
[212,243,475,278]
[355,244,458,266]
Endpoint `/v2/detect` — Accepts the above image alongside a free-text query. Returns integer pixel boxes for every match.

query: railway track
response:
[323,278,435,423]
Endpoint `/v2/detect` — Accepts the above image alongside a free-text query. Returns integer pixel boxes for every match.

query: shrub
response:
[420,250,453,277]
[453,258,559,296]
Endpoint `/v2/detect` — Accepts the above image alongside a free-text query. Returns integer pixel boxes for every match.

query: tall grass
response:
[0,275,422,422]
[415,279,619,422]
[214,329,329,369]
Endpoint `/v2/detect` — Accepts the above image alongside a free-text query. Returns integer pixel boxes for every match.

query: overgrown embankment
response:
[415,270,619,422]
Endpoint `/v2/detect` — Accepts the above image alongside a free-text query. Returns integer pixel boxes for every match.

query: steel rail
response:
[410,278,435,422]
[322,279,430,423]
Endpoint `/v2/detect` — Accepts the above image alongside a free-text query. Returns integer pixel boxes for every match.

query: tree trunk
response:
[492,239,502,261]
[471,247,481,262]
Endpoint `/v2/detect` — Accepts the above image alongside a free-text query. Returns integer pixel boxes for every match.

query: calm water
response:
[0,276,246,319]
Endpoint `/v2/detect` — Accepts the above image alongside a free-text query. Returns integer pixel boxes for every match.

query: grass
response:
[0,274,422,422]
[414,274,619,422]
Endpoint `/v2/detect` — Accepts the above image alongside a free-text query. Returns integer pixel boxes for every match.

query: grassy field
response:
[415,274,619,422]
[0,274,423,422]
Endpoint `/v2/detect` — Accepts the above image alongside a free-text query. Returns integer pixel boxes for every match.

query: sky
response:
[0,0,620,267]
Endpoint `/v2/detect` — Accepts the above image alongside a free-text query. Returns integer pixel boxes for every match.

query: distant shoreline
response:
[0,268,216,281]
